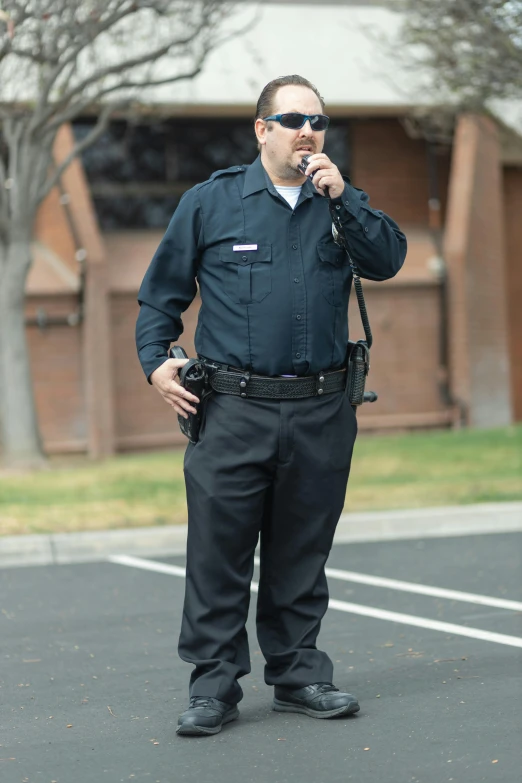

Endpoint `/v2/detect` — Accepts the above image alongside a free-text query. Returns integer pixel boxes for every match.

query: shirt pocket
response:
[317,242,346,307]
[219,244,272,304]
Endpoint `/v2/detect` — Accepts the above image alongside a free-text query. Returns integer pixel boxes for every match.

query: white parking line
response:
[327,599,522,648]
[323,567,522,611]
[254,557,522,612]
[109,555,522,649]
[109,555,187,577]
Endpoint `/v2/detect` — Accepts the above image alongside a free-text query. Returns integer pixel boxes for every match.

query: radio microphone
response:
[296,153,313,180]
[297,153,330,198]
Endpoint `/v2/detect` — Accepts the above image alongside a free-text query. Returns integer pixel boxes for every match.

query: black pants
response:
[178,390,358,704]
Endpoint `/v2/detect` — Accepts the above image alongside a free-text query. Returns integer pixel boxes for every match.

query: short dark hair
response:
[255,75,326,120]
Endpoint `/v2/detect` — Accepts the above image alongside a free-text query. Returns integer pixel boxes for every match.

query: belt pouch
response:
[346,340,370,406]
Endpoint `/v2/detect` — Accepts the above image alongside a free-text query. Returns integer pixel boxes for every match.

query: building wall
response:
[444,115,513,427]
[503,166,522,420]
[33,184,78,277]
[351,118,451,228]
[110,293,199,450]
[109,279,448,448]
[348,283,446,420]
[348,118,452,428]
[27,296,86,452]
[24,115,520,456]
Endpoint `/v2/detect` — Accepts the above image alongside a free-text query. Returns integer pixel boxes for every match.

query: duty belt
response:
[204,363,346,400]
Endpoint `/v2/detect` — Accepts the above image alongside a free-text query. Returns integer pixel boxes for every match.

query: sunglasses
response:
[262,112,330,131]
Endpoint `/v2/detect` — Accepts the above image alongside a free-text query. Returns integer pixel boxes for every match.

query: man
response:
[136,75,407,736]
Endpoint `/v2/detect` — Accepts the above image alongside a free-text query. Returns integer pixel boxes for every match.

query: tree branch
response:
[399,0,522,106]
[0,38,11,64]
[32,0,230,117]
[0,147,7,227]
[44,1,250,132]
[1,0,245,207]
[26,130,56,208]
[44,55,208,135]
[0,150,5,190]
[30,0,143,127]
[37,103,115,203]
[4,116,23,183]
[55,30,208,110]
[0,1,31,62]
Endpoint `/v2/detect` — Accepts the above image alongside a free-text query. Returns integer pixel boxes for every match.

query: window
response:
[74,117,351,230]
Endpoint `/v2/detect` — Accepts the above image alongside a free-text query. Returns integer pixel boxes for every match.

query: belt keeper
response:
[239,371,251,398]
[316,371,325,396]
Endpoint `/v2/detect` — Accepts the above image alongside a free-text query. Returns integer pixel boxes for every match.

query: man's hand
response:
[150,358,200,419]
[305,153,345,199]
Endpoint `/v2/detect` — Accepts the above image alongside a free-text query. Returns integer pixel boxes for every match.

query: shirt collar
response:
[243,155,320,201]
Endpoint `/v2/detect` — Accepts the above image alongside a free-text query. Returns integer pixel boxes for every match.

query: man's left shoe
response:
[273,683,360,719]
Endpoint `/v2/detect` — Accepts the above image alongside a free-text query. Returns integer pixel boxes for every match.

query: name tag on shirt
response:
[233,244,258,251]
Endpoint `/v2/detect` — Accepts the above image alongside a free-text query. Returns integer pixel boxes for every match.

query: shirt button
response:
[364,227,369,233]
[345,201,350,206]
[294,278,300,283]
[295,352,301,358]
[242,255,247,260]
[292,244,298,250]
[335,205,341,210]
[296,315,301,320]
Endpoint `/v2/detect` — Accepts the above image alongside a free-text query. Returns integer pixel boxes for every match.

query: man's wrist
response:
[145,356,169,385]
[329,182,361,221]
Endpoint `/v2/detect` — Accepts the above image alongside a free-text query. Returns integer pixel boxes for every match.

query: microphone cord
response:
[325,186,373,350]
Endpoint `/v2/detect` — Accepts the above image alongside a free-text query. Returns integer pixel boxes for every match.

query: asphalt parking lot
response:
[1,531,521,783]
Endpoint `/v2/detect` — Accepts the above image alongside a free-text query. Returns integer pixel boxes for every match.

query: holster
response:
[345,340,370,406]
[169,348,213,444]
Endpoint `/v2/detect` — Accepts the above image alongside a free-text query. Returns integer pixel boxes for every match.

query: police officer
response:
[136,75,407,736]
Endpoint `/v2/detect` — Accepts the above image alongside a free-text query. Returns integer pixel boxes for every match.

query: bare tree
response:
[0,0,248,468]
[398,0,522,108]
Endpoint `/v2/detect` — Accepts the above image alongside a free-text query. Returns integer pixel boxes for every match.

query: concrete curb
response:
[333,501,522,543]
[1,502,521,568]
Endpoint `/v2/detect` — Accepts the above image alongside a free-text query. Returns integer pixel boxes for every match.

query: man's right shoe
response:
[176,697,239,736]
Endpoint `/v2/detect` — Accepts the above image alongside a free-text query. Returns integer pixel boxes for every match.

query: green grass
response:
[347,424,522,511]
[0,425,520,535]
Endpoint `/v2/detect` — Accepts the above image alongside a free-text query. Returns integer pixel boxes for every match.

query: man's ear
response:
[254,118,267,147]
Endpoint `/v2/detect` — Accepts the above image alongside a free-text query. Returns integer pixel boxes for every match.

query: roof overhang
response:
[4,2,522,164]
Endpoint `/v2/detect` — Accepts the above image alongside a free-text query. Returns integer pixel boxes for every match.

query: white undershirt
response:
[275,184,302,210]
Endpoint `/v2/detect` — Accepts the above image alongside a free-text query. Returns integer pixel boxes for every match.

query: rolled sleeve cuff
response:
[329,183,362,221]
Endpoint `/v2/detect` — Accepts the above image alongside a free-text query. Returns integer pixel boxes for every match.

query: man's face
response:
[255,85,326,181]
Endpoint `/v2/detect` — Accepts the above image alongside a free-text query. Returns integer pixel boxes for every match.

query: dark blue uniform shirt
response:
[136,155,407,380]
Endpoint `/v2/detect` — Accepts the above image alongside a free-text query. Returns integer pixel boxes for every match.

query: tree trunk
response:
[0,234,46,469]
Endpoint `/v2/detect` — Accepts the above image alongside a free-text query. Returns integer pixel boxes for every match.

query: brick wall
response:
[27,296,86,451]
[349,284,445,420]
[110,293,200,450]
[351,119,451,228]
[503,166,522,420]
[25,115,520,456]
[444,115,513,427]
[349,118,452,428]
[114,278,447,445]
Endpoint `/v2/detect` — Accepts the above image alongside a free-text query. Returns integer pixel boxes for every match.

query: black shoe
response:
[273,683,360,719]
[176,697,239,736]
